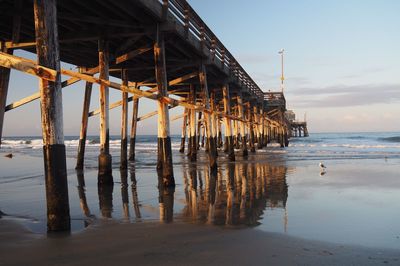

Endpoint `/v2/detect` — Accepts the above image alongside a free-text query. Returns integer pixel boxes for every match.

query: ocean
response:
[1,132,400,249]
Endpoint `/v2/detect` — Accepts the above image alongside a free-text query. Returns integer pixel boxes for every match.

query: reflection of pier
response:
[75,163,289,229]
[181,163,289,227]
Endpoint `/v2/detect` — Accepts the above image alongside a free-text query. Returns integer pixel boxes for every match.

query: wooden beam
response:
[87,71,197,117]
[0,52,262,128]
[0,52,57,81]
[115,47,152,64]
[5,41,37,50]
[4,45,152,112]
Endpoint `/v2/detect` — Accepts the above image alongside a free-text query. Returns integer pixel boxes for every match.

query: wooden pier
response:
[0,0,296,231]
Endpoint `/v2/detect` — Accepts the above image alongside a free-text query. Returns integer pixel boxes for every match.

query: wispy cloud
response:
[341,67,388,80]
[288,83,400,107]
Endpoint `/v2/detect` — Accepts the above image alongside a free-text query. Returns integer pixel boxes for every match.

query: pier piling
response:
[76,82,93,170]
[222,84,235,161]
[120,70,129,170]
[154,29,174,187]
[34,0,70,232]
[199,63,217,171]
[237,94,248,157]
[98,39,113,184]
[129,96,139,161]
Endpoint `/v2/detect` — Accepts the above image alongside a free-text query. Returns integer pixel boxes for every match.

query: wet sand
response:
[1,219,399,266]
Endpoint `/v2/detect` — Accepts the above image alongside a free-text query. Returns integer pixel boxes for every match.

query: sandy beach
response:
[1,132,400,265]
[1,219,400,266]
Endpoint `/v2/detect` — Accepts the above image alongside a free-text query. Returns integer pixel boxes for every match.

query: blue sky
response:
[3,0,400,136]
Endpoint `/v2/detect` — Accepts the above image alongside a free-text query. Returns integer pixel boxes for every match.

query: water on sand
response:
[0,132,400,249]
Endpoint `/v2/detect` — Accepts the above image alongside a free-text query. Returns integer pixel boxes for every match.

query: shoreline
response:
[1,219,399,265]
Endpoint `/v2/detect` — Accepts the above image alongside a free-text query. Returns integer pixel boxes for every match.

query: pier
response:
[0,0,299,231]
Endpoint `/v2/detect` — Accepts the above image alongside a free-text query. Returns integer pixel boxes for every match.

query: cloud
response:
[341,67,388,80]
[288,83,400,108]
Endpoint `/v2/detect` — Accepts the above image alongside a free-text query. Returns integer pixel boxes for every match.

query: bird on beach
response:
[319,162,327,170]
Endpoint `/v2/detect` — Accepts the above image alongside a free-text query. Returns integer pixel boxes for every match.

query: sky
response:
[3,0,400,136]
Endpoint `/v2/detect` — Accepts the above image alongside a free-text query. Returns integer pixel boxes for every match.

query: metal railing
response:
[159,0,264,100]
[263,92,286,107]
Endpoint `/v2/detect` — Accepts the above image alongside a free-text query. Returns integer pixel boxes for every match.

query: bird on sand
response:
[319,162,327,170]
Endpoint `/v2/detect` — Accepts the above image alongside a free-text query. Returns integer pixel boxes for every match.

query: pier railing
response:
[159,0,264,100]
[263,92,286,108]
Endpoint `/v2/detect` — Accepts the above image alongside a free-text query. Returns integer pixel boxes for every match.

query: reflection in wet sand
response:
[181,163,288,227]
[98,177,113,219]
[120,170,130,220]
[158,173,175,223]
[76,170,91,218]
[76,170,94,228]
[130,166,141,220]
[89,162,288,229]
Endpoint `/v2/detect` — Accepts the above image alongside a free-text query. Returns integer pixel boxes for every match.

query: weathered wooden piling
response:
[187,85,197,161]
[34,0,70,231]
[210,91,219,156]
[0,0,21,148]
[258,107,264,149]
[217,117,223,149]
[199,63,217,170]
[128,96,139,161]
[75,82,93,170]
[201,122,206,148]
[120,70,129,169]
[97,39,113,184]
[0,43,11,148]
[279,126,285,148]
[253,106,261,149]
[196,112,202,150]
[248,104,256,153]
[222,84,235,161]
[179,108,188,153]
[154,29,174,186]
[237,94,248,157]
[233,111,240,149]
[284,127,289,147]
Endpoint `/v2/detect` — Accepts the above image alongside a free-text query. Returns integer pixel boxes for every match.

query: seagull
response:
[319,162,326,170]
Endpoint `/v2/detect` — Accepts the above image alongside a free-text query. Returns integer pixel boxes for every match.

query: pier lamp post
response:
[278,48,285,92]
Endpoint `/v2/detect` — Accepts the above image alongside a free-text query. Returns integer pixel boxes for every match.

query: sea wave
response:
[379,136,400,143]
[290,143,400,149]
[1,138,181,151]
